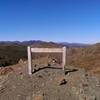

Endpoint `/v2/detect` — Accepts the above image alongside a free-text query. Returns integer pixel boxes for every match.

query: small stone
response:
[38,75,43,78]
[82,83,88,87]
[85,73,88,77]
[54,75,67,85]
[17,94,21,97]
[96,81,100,87]
[59,79,67,85]
[12,85,16,89]
[18,59,24,64]
[47,63,51,67]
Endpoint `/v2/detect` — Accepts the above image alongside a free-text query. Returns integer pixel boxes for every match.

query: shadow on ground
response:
[32,66,78,75]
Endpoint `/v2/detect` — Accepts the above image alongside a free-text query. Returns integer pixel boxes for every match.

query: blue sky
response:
[0,0,100,43]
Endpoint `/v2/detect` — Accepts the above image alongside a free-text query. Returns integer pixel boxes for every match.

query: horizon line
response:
[0,40,99,44]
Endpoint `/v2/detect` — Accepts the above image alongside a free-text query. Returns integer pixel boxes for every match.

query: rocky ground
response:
[0,57,100,100]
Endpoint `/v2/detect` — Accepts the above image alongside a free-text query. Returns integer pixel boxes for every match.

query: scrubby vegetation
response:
[0,45,27,67]
[0,41,100,74]
[66,43,100,73]
[0,41,61,67]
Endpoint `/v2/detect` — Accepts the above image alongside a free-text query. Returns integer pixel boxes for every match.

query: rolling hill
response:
[0,40,100,75]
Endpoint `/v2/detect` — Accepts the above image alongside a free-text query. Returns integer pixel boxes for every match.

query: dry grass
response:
[66,43,100,74]
[30,42,100,75]
[0,42,100,75]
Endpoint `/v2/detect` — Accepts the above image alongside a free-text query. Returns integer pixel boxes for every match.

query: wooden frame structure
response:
[27,46,66,75]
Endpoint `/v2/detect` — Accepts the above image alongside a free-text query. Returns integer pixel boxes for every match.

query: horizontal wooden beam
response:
[27,46,66,75]
[31,48,63,53]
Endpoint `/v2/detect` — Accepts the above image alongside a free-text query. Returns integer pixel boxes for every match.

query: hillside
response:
[0,41,100,100]
[0,41,88,47]
[0,45,27,67]
[0,41,100,75]
[0,41,61,67]
[67,43,100,74]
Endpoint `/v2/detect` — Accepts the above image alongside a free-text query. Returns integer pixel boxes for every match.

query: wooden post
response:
[27,46,32,75]
[62,46,66,70]
[27,46,66,75]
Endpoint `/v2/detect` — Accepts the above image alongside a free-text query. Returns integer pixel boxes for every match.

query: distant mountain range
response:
[0,40,89,47]
[58,42,89,47]
[0,40,43,46]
